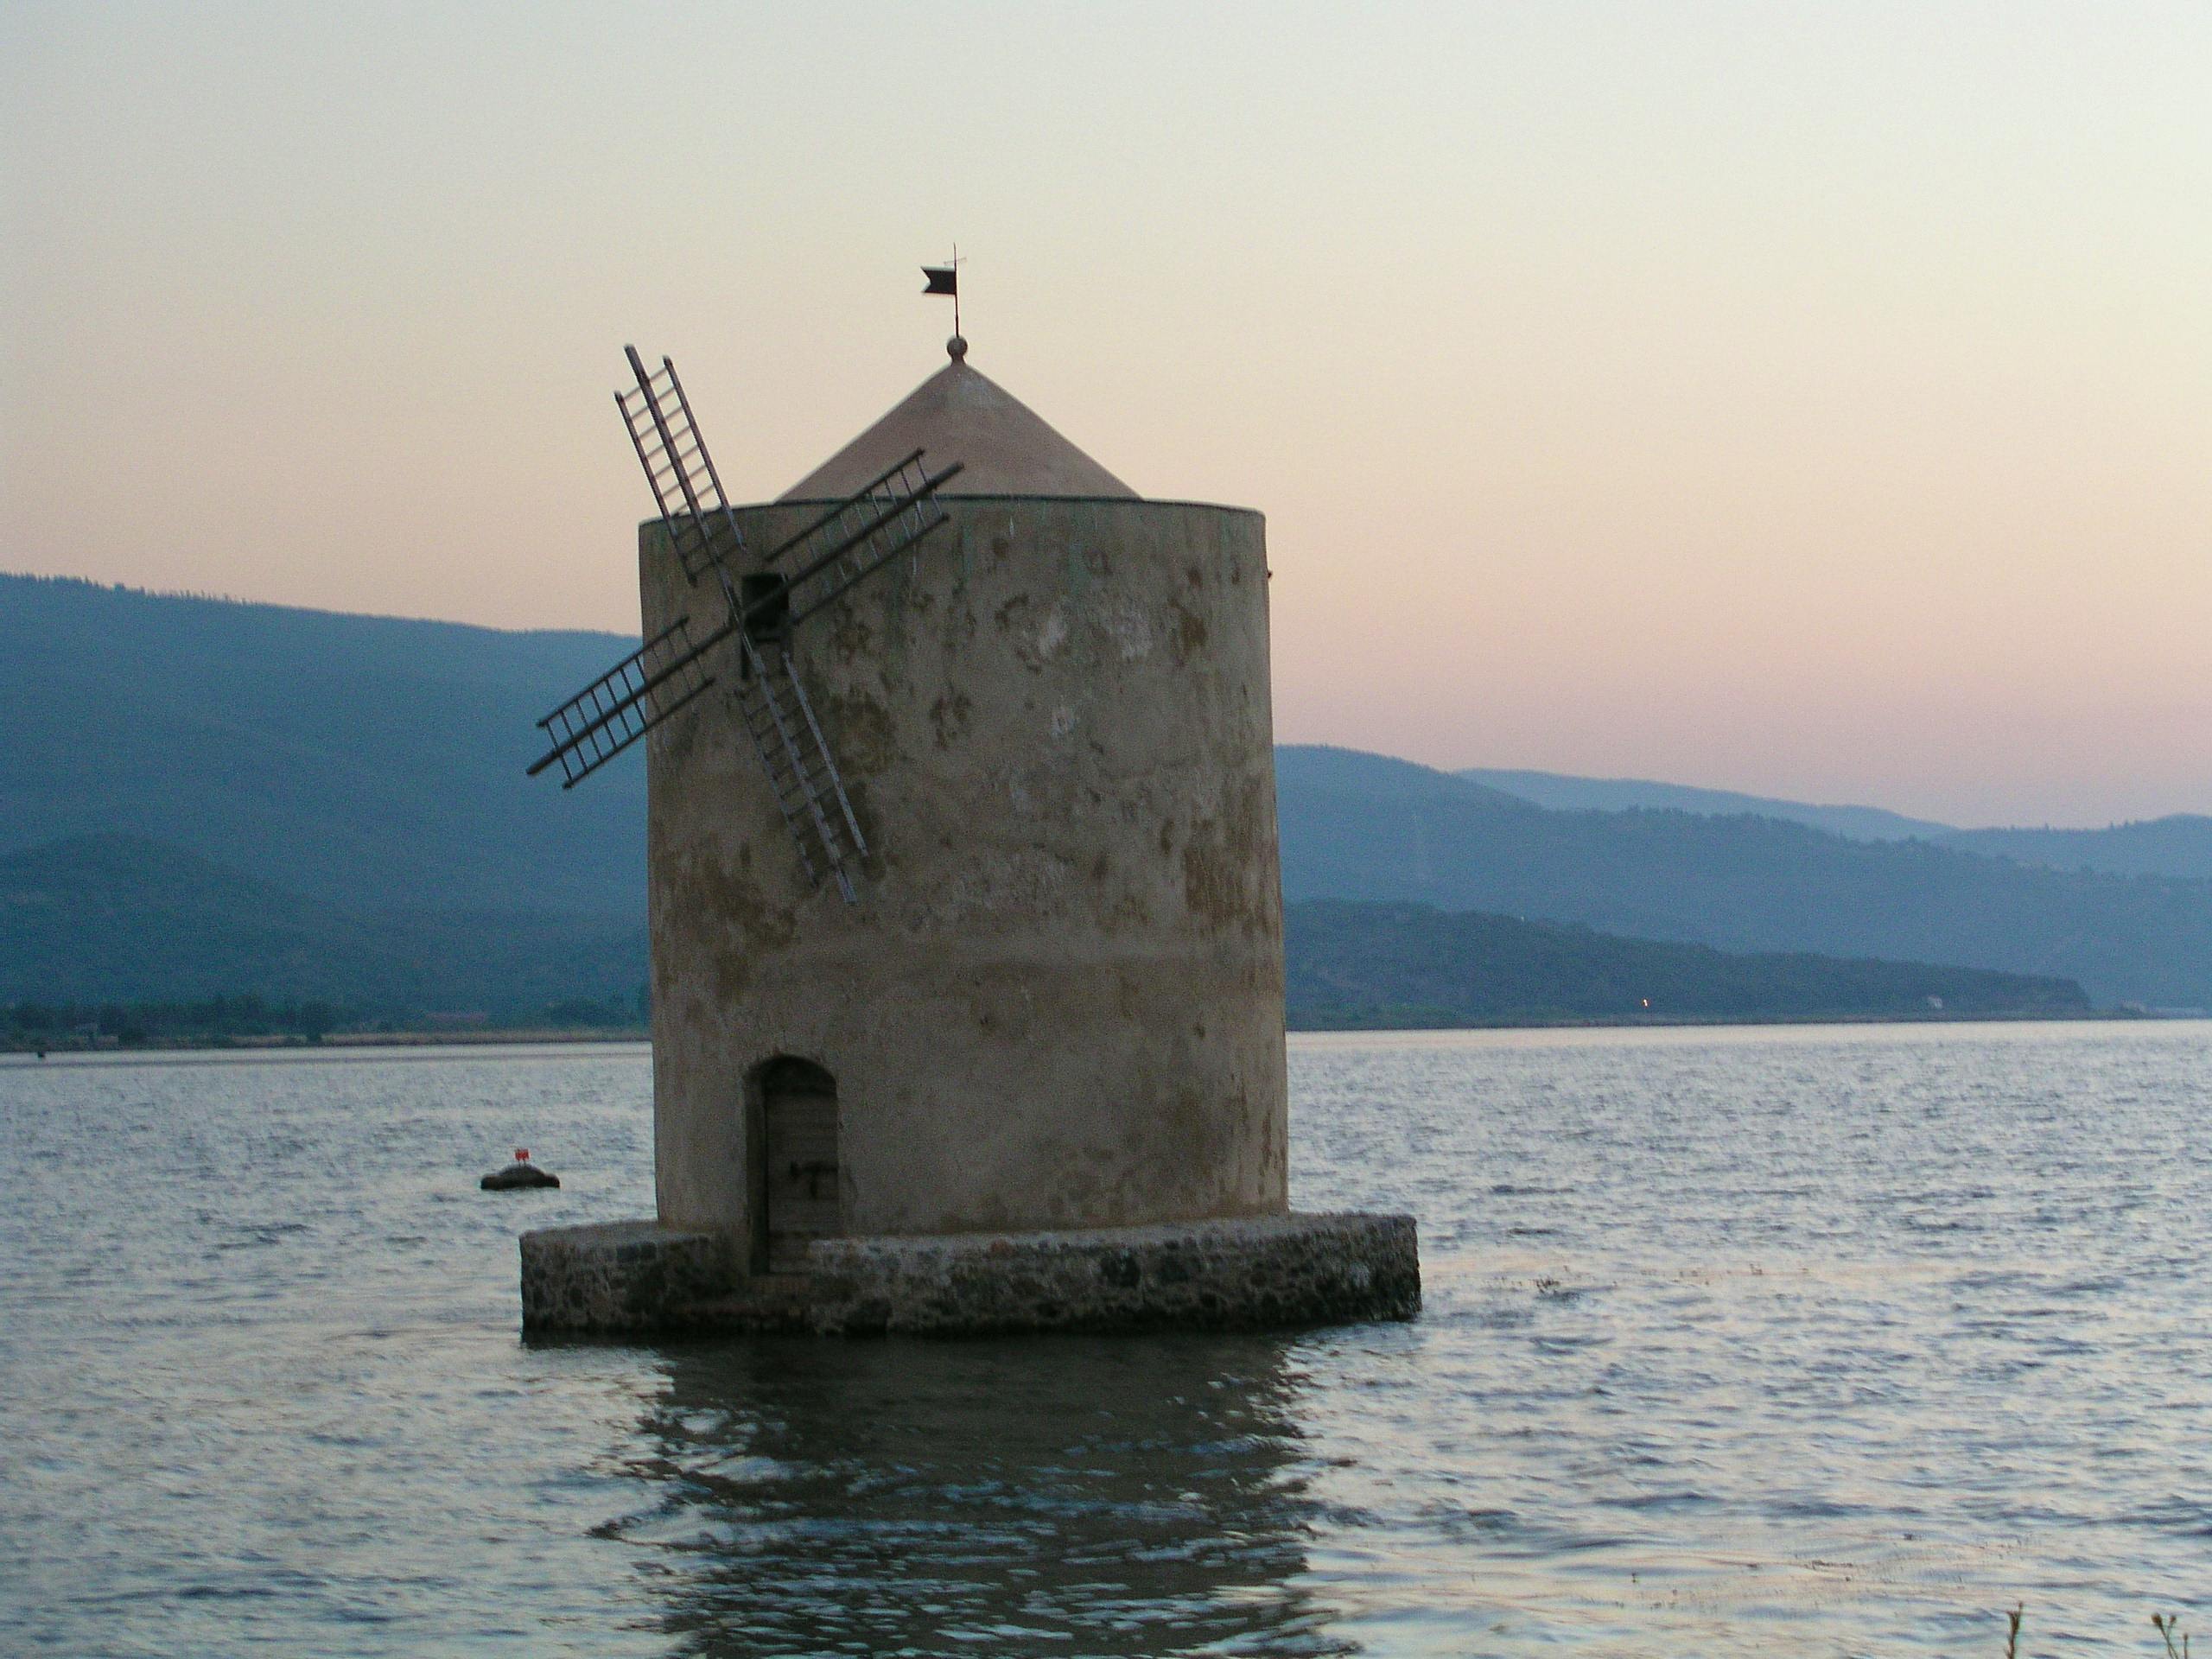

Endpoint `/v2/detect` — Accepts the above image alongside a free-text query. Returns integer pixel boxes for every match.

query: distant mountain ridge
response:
[0,573,643,918]
[0,833,644,1014]
[10,574,2212,1019]
[1461,766,1954,842]
[1278,746,2212,1009]
[0,830,2089,1031]
[1287,900,2088,1027]
[1937,817,2212,880]
[1464,763,2212,879]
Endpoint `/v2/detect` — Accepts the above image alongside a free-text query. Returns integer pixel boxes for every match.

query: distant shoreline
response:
[1287,1007,2158,1033]
[5,1007,2176,1059]
[1,1027,651,1057]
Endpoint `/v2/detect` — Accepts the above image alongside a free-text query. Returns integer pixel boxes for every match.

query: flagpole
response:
[952,243,961,340]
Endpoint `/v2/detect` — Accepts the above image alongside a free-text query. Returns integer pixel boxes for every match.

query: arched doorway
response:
[752,1056,841,1274]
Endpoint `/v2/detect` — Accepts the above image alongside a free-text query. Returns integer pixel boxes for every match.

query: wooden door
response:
[761,1062,839,1273]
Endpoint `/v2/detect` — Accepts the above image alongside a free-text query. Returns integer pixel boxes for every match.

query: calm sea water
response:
[1,1022,2205,1656]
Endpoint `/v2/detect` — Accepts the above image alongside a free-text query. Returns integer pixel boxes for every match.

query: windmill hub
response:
[518,335,1419,1337]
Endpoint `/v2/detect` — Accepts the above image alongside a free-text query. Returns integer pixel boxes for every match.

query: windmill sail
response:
[615,348,745,585]
[528,614,731,788]
[529,343,971,904]
[766,451,965,625]
[528,449,961,798]
[731,633,868,903]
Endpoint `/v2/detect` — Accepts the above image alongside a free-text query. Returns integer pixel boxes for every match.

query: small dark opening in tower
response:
[753,1055,839,1274]
[741,572,791,647]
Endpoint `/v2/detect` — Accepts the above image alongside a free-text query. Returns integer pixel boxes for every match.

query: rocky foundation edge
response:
[519,1212,1419,1337]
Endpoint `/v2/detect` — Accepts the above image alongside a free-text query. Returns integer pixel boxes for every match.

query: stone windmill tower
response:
[520,322,1416,1336]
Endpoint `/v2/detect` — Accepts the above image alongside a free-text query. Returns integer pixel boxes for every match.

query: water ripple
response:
[1,1024,2207,1653]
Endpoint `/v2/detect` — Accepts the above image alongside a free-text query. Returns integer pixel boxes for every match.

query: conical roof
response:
[779,342,1136,501]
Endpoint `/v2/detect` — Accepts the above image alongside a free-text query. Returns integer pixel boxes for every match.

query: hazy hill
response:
[1278,747,2212,1009]
[1460,766,1952,842]
[1286,900,2090,1027]
[1,831,2088,1033]
[0,834,645,1014]
[1463,762,2212,880]
[1936,817,2212,880]
[10,575,2212,1018]
[0,574,643,917]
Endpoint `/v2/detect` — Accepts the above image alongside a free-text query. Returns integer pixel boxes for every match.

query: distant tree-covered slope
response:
[0,834,645,1014]
[3,833,2091,1033]
[1936,817,2212,880]
[0,574,644,917]
[13,578,2212,1016]
[1459,766,1953,842]
[1462,762,2212,880]
[1285,900,2091,1027]
[1277,747,2212,1008]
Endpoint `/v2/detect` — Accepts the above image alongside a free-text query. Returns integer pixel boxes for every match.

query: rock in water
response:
[481,1148,560,1191]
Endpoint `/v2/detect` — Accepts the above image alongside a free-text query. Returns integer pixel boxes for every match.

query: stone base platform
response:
[519,1212,1419,1337]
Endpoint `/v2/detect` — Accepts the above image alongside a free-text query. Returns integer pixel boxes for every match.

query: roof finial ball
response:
[947,334,968,362]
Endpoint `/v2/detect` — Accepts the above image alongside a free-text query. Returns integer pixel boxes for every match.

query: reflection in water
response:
[609,1334,1353,1656]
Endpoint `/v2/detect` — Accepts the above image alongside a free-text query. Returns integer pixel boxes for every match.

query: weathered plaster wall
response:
[644,495,1287,1242]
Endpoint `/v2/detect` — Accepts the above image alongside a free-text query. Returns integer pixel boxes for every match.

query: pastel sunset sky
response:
[5,2,2208,826]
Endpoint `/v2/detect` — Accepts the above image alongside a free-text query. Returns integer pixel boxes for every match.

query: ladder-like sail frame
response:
[731,634,868,904]
[615,348,745,586]
[527,347,966,901]
[765,451,963,626]
[528,614,727,789]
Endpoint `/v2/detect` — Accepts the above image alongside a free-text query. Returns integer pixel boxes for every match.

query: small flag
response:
[921,265,957,296]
